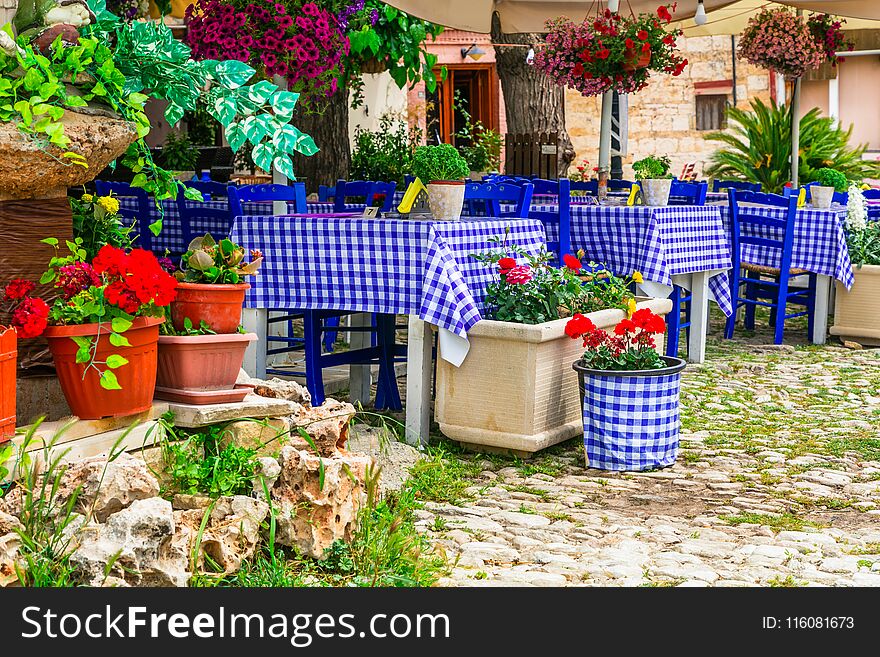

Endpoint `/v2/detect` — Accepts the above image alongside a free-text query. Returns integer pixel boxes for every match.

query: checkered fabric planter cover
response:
[576,358,686,471]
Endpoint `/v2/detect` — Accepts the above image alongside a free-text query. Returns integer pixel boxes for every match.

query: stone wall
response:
[565,35,773,179]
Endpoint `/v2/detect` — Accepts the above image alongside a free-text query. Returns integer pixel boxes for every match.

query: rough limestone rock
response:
[347,426,421,492]
[219,417,290,456]
[172,495,269,574]
[70,498,188,587]
[0,111,137,199]
[290,398,357,457]
[0,510,20,535]
[56,452,161,522]
[252,457,281,500]
[252,377,312,406]
[0,514,22,586]
[272,445,371,559]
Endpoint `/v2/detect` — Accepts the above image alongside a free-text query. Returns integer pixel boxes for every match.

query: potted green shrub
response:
[172,234,263,334]
[434,246,672,455]
[160,131,200,181]
[633,155,673,206]
[831,185,880,345]
[568,309,685,470]
[411,144,470,221]
[811,167,847,209]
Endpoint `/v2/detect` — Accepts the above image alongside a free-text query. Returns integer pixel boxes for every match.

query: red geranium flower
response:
[56,262,100,300]
[4,279,35,301]
[631,308,666,333]
[565,313,596,339]
[92,245,129,277]
[614,318,636,336]
[504,265,534,285]
[11,296,49,338]
[563,253,583,271]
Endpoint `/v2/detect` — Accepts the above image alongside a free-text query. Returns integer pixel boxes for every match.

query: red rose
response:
[498,257,517,274]
[565,313,596,339]
[637,30,649,40]
[504,265,533,285]
[11,296,49,338]
[562,253,583,271]
[4,279,35,301]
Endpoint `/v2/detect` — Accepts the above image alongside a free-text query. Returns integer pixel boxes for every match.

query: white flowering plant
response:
[845,184,880,266]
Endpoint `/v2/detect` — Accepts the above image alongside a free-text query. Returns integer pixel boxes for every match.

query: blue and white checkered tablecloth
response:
[117,197,363,254]
[717,204,854,290]
[229,216,548,340]
[540,204,734,316]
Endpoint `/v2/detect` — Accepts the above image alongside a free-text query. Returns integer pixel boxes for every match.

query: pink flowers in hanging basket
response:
[737,9,826,79]
[531,5,687,97]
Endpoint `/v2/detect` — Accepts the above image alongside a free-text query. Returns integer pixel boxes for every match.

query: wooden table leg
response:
[405,315,432,447]
[349,313,372,406]
[688,272,710,364]
[242,308,267,380]
[812,275,831,345]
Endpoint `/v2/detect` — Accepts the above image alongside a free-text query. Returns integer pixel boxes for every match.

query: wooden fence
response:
[503,132,559,178]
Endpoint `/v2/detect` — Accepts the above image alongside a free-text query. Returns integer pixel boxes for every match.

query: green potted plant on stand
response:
[160,131,201,182]
[633,155,673,206]
[411,144,471,221]
[811,167,847,209]
[568,309,686,471]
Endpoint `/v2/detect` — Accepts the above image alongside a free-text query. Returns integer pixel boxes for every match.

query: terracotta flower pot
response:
[44,316,164,420]
[0,326,16,441]
[426,181,465,221]
[157,332,257,391]
[171,282,250,334]
[623,45,652,71]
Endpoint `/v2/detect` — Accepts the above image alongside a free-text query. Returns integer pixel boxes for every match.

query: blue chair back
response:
[175,181,233,249]
[333,179,397,212]
[94,180,154,252]
[526,178,571,266]
[318,185,333,202]
[569,180,598,196]
[228,183,308,218]
[862,188,880,200]
[782,182,816,199]
[607,179,634,191]
[832,190,849,204]
[713,179,761,193]
[669,180,708,205]
[463,181,534,218]
[728,189,798,277]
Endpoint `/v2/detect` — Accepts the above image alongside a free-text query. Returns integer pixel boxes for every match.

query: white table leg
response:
[688,272,710,364]
[242,308,267,380]
[812,275,831,345]
[349,313,372,406]
[405,315,433,447]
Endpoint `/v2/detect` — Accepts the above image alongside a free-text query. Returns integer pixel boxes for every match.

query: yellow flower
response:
[632,271,643,284]
[81,193,94,203]
[627,297,637,317]
[96,195,120,214]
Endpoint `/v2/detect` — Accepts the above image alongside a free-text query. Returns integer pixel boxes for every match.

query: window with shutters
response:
[695,94,728,131]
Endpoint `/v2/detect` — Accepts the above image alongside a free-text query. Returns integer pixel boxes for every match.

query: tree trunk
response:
[490,16,575,175]
[293,89,351,194]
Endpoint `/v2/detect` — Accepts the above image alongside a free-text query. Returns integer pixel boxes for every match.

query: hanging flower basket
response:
[532,4,687,97]
[360,57,387,74]
[737,8,826,79]
[0,326,16,441]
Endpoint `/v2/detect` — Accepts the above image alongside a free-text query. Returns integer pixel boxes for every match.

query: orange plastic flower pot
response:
[623,46,651,71]
[0,326,16,441]
[171,282,250,334]
[157,332,257,391]
[44,316,164,420]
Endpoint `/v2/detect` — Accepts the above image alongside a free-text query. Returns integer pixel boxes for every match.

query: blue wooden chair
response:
[713,180,761,193]
[607,179,635,191]
[228,183,307,218]
[175,180,233,250]
[318,185,334,202]
[862,188,880,200]
[570,180,598,196]
[94,180,155,253]
[524,178,571,267]
[668,180,708,205]
[724,189,817,345]
[463,181,534,218]
[333,179,397,212]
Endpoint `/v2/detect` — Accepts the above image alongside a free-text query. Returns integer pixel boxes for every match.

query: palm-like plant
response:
[704,99,880,193]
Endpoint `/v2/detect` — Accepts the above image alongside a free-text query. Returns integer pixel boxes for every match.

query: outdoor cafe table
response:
[716,203,854,345]
[229,214,548,445]
[532,202,733,363]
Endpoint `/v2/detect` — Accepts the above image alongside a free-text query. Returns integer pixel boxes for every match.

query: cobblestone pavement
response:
[415,317,880,587]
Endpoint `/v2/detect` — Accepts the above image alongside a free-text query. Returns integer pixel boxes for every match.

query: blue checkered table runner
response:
[229,216,548,339]
[531,204,733,316]
[117,197,362,254]
[717,204,854,290]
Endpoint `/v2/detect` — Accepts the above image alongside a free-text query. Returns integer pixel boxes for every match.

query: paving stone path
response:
[415,324,880,587]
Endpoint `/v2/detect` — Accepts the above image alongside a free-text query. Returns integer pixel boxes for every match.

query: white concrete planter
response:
[434,297,673,456]
[426,181,465,221]
[811,185,835,209]
[640,179,672,206]
[831,264,880,346]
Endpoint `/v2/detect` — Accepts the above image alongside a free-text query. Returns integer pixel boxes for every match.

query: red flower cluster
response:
[566,308,666,356]
[565,312,596,338]
[4,279,35,301]
[56,262,100,300]
[563,253,583,271]
[498,257,517,274]
[94,246,178,315]
[11,296,49,339]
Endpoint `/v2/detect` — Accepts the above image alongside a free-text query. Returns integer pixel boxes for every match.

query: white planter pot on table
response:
[426,181,465,221]
[640,179,673,207]
[810,185,835,209]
